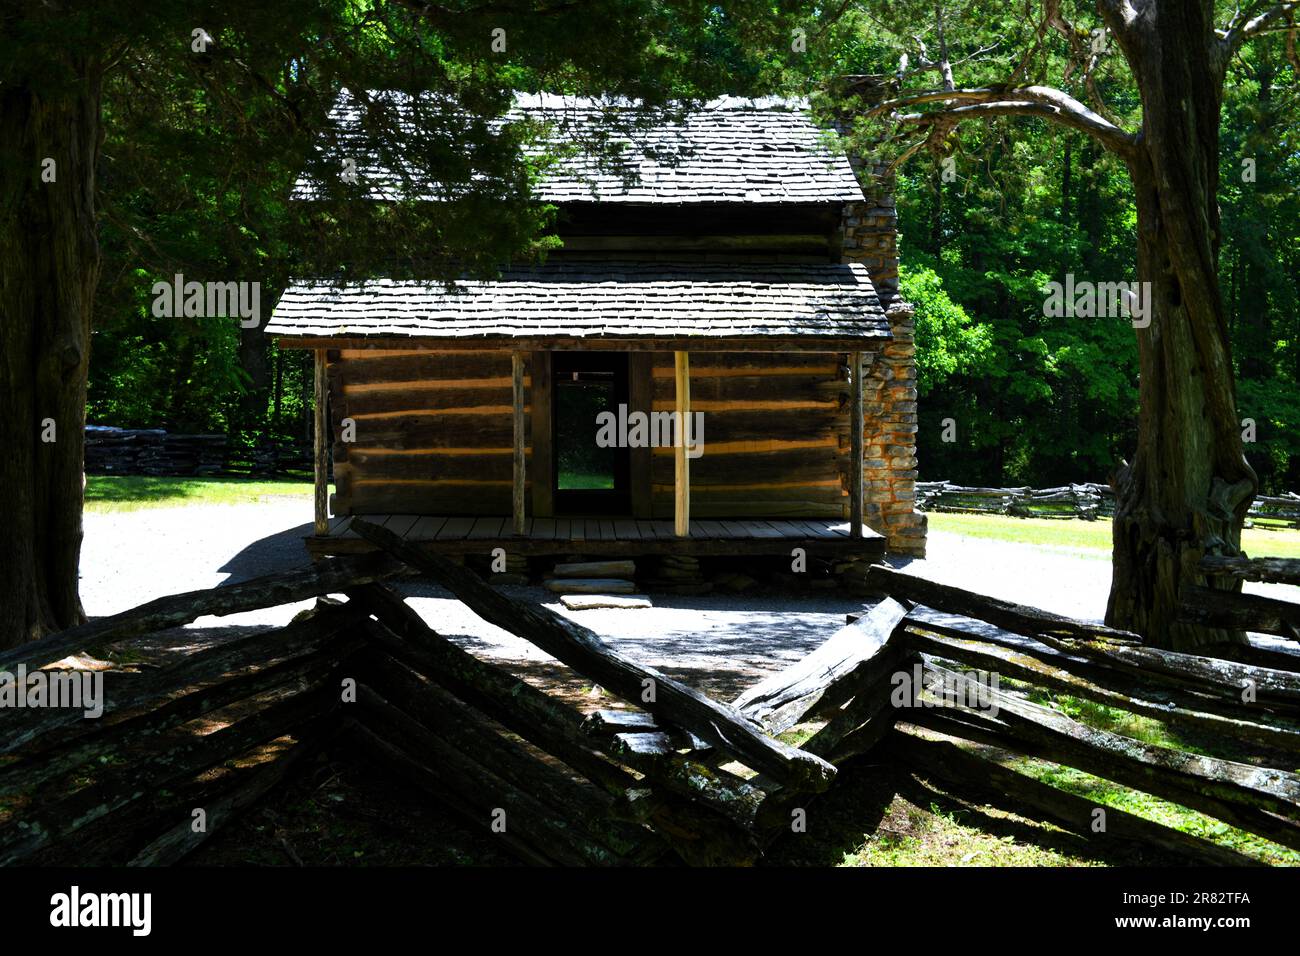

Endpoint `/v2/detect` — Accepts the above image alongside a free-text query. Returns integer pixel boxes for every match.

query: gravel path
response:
[79,502,1300,681]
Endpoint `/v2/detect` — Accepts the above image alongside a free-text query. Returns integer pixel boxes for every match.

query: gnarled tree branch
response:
[868,84,1139,156]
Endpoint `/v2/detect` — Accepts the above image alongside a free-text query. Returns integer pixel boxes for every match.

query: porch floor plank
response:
[309,514,885,559]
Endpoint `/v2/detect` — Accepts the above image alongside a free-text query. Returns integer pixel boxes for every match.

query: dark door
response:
[552,352,630,515]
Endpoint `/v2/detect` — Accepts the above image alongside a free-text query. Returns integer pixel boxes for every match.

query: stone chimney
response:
[840,158,926,556]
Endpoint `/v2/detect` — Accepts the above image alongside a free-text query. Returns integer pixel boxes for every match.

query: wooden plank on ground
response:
[732,597,910,734]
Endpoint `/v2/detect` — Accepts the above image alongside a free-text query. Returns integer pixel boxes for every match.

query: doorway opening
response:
[552,352,630,515]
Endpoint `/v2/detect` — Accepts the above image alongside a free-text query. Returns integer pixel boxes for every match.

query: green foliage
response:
[804,2,1299,490]
[71,0,808,439]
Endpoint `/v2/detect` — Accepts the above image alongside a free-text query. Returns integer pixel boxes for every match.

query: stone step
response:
[545,578,637,595]
[561,594,653,610]
[551,559,636,580]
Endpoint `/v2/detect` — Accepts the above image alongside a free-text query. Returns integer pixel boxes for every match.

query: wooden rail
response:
[1184,555,1300,642]
[918,480,1300,526]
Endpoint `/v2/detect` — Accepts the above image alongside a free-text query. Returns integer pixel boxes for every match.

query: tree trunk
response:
[0,59,102,648]
[1104,4,1255,650]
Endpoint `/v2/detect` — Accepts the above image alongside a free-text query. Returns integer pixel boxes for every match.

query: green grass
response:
[941,674,1300,865]
[1011,757,1300,866]
[557,470,615,490]
[928,511,1300,559]
[85,475,318,513]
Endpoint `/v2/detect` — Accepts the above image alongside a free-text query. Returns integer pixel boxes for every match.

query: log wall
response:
[328,347,894,521]
[328,348,531,515]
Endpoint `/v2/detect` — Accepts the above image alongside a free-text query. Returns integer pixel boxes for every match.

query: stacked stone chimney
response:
[840,159,926,556]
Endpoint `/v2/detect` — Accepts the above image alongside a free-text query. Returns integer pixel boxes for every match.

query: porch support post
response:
[512,350,527,535]
[313,348,329,536]
[674,350,690,537]
[849,350,864,538]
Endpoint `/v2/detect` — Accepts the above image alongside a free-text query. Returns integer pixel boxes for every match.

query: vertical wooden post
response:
[674,350,690,537]
[512,351,527,535]
[849,350,864,539]
[313,348,329,536]
[529,351,554,518]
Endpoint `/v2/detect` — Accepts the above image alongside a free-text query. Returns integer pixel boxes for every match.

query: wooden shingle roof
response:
[293,92,864,205]
[266,263,889,350]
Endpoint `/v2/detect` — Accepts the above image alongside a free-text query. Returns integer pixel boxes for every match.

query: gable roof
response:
[265,262,888,350]
[293,92,864,205]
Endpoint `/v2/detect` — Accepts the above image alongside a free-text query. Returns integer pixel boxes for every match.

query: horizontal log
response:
[1180,585,1300,640]
[650,353,843,374]
[338,352,513,384]
[347,450,519,482]
[552,560,636,579]
[348,484,512,515]
[2,601,365,758]
[355,680,640,866]
[652,374,838,404]
[344,391,520,418]
[884,727,1262,866]
[126,727,331,866]
[545,578,637,595]
[862,564,1142,646]
[0,553,403,674]
[342,718,556,866]
[903,606,1300,723]
[350,518,837,791]
[342,420,516,450]
[0,679,336,866]
[582,709,709,751]
[920,660,1300,841]
[732,597,910,734]
[651,450,841,486]
[359,655,659,863]
[0,640,353,801]
[353,591,637,797]
[901,623,1300,755]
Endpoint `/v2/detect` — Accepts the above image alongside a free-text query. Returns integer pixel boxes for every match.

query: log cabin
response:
[265,94,926,563]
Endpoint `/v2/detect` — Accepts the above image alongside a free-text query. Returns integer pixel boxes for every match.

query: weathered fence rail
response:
[4,542,1299,866]
[1183,555,1300,641]
[917,479,1300,526]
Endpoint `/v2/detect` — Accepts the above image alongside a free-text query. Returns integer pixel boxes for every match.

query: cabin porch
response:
[307,514,885,559]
